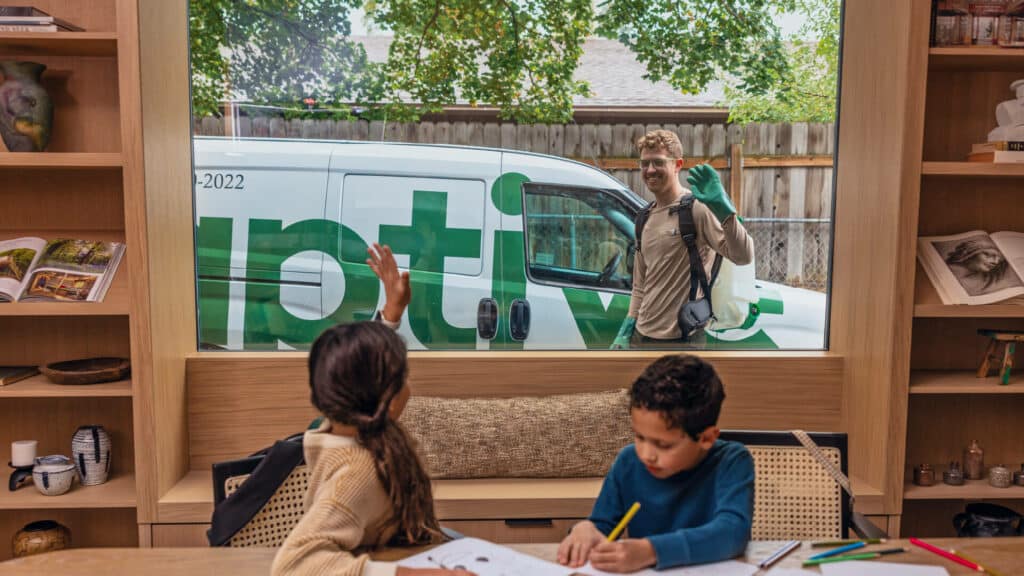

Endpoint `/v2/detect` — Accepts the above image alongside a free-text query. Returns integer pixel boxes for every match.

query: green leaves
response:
[367,0,593,123]
[189,0,370,118]
[189,0,837,124]
[721,0,840,122]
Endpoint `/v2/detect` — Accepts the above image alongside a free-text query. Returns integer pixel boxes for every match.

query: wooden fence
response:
[194,117,835,290]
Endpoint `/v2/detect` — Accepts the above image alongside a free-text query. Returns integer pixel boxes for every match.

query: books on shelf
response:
[0,6,83,32]
[968,151,1024,163]
[972,141,1024,153]
[969,142,1024,163]
[918,230,1024,305]
[0,366,39,386]
[0,237,125,303]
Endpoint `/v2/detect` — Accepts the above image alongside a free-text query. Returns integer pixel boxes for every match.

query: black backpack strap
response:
[206,436,305,546]
[633,201,654,253]
[674,197,722,305]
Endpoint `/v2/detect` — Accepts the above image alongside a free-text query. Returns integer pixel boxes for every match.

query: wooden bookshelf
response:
[921,162,1024,177]
[0,473,136,510]
[905,480,1024,500]
[929,47,1024,71]
[0,32,117,57]
[913,273,1024,318]
[0,152,122,168]
[0,375,131,398]
[898,0,1024,538]
[909,370,1023,394]
[0,0,144,556]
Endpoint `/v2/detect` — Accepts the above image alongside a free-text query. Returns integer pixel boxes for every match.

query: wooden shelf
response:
[914,273,1024,317]
[0,375,131,398]
[922,162,1024,177]
[0,153,122,169]
[910,371,1023,394]
[0,473,136,510]
[929,47,1024,71]
[0,32,117,57]
[905,479,1024,500]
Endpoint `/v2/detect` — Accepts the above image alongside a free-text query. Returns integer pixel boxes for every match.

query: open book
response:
[917,230,1024,305]
[0,237,125,303]
[398,538,757,576]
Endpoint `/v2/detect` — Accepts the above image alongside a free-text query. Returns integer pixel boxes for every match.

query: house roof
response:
[354,35,727,119]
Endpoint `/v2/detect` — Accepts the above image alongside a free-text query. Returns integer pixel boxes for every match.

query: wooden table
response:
[3,538,1023,575]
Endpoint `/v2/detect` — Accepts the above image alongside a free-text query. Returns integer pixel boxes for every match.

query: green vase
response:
[0,61,53,152]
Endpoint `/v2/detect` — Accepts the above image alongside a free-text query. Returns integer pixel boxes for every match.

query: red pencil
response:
[909,538,984,572]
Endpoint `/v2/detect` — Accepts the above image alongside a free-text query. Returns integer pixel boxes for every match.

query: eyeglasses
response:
[639,157,675,169]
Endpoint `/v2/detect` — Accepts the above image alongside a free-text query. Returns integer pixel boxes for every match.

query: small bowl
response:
[32,456,76,496]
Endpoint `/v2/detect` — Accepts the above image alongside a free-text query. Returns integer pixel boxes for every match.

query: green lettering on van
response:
[562,289,630,349]
[244,218,378,349]
[380,190,482,348]
[196,216,232,348]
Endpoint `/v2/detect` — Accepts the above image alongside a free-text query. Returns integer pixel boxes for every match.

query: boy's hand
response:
[588,538,657,573]
[367,242,411,323]
[557,521,605,568]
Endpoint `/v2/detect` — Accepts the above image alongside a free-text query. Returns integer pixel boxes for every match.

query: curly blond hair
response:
[636,129,683,159]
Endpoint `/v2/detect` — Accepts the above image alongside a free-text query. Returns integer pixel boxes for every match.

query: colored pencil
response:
[910,538,984,572]
[758,540,801,569]
[606,502,640,542]
[951,549,1005,576]
[802,548,907,566]
[811,538,886,548]
[807,540,866,560]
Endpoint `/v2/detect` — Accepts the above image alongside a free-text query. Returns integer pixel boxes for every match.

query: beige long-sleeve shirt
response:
[628,193,754,340]
[271,419,399,576]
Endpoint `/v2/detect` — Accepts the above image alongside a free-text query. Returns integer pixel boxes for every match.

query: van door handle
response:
[510,298,530,341]
[477,298,498,339]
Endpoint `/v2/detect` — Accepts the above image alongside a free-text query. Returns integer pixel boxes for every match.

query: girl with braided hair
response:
[273,244,474,576]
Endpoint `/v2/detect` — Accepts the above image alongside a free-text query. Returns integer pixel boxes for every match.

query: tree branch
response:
[414,0,442,76]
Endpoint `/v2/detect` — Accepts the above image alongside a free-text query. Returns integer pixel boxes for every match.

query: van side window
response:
[522,183,634,292]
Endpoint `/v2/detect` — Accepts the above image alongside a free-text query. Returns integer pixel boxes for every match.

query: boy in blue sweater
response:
[557,354,754,572]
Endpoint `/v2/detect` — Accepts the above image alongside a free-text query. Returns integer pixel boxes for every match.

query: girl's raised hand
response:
[367,242,411,323]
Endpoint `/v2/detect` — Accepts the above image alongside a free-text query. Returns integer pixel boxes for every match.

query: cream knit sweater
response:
[271,419,399,576]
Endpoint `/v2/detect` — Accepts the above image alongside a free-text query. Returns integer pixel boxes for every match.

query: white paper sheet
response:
[399,537,569,576]
[398,538,758,576]
[820,560,950,576]
[765,569,818,576]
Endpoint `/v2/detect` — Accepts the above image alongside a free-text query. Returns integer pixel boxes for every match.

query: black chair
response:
[208,434,309,547]
[720,430,886,540]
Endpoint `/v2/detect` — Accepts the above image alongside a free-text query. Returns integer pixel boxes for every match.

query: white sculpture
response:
[988,79,1024,142]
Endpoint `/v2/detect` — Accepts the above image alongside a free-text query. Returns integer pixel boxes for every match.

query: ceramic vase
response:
[12,520,70,558]
[31,455,76,496]
[71,425,111,486]
[0,61,53,152]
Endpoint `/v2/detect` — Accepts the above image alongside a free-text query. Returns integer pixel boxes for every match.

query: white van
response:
[193,137,826,351]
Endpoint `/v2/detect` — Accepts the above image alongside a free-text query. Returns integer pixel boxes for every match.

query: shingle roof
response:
[354,35,725,110]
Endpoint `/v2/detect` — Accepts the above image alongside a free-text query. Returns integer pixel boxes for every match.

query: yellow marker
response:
[606,502,641,542]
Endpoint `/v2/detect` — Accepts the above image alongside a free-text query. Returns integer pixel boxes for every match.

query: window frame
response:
[520,181,640,295]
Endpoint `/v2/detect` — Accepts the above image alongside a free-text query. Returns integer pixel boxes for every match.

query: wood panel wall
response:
[186,352,842,469]
[829,0,931,512]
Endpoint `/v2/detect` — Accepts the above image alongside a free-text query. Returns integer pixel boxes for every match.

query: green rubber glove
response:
[610,317,636,350]
[687,164,736,223]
